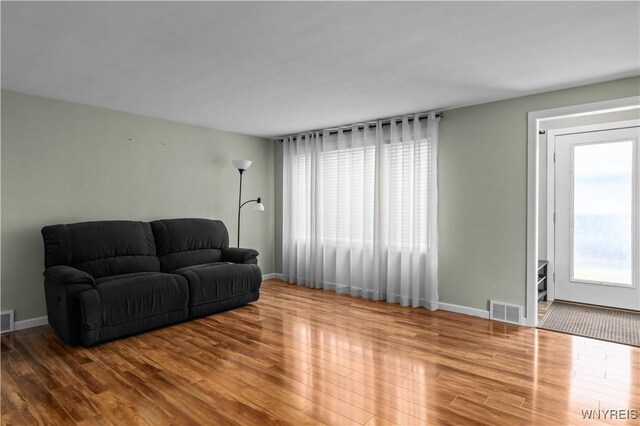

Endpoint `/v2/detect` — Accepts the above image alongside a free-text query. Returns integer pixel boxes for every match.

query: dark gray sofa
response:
[41,218,261,346]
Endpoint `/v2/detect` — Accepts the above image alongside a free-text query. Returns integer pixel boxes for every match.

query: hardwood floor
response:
[538,300,552,322]
[2,279,639,425]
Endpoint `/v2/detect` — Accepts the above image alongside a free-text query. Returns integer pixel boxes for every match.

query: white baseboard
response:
[14,316,49,331]
[262,273,284,281]
[4,305,524,335]
[438,302,490,319]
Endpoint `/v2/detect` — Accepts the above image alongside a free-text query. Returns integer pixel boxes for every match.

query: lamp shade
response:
[254,196,265,211]
[232,159,252,171]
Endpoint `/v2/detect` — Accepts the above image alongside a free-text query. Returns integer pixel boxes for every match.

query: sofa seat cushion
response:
[171,262,228,275]
[173,263,261,307]
[92,272,188,325]
[95,271,159,285]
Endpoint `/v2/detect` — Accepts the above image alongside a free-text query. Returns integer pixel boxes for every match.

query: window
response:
[282,114,439,308]
[572,140,634,285]
[290,132,431,250]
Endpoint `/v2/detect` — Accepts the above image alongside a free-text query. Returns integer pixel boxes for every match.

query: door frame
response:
[525,96,640,327]
[546,120,640,304]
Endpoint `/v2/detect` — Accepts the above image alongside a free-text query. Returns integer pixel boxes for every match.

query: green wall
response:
[438,76,639,311]
[1,91,275,322]
[273,76,640,313]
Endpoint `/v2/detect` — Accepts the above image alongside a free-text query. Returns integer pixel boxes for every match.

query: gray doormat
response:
[538,302,640,347]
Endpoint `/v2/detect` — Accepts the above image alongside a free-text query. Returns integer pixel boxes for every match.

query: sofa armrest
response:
[222,248,259,264]
[43,267,95,346]
[43,265,95,286]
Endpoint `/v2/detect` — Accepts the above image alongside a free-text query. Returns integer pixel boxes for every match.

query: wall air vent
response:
[0,310,15,334]
[490,301,522,325]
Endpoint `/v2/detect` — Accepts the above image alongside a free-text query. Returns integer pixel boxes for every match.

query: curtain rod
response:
[274,111,443,142]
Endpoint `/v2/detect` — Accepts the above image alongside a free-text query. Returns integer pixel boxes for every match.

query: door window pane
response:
[573,140,634,285]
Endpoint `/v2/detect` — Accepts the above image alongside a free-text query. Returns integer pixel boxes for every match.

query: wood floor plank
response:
[0,364,29,415]
[2,279,639,425]
[6,372,74,425]
[303,403,359,425]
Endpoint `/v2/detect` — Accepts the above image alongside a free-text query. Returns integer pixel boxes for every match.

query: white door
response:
[554,126,640,310]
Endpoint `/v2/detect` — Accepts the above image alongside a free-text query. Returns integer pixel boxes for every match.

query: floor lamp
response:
[232,160,265,248]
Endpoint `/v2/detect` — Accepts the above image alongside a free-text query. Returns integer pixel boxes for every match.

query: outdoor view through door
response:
[553,125,640,310]
[573,140,633,285]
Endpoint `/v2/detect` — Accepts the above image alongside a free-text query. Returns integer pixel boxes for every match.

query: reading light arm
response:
[240,198,262,209]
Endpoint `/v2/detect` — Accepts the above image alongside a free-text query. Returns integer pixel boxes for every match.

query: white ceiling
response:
[2,2,639,138]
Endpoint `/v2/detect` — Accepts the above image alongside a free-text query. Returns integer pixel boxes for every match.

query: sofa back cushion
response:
[42,221,160,278]
[150,218,229,272]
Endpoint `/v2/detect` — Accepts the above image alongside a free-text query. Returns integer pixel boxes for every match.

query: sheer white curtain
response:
[282,113,439,309]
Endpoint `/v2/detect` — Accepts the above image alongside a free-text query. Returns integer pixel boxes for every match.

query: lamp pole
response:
[233,160,264,248]
[237,169,244,248]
